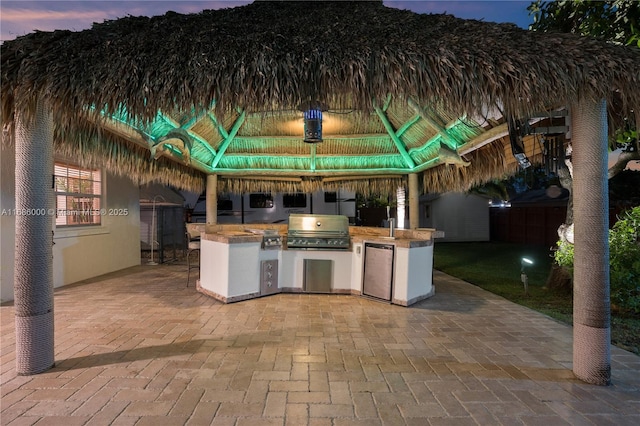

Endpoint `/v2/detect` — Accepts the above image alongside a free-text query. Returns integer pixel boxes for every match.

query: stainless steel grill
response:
[245,228,282,250]
[286,214,350,250]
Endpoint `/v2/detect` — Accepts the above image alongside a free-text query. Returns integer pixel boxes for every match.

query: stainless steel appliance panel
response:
[260,260,279,295]
[362,243,394,301]
[303,259,333,293]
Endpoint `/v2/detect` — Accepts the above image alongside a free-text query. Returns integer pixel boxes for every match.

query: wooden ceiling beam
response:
[88,115,215,174]
[156,111,216,156]
[374,106,416,169]
[438,143,470,167]
[210,167,417,176]
[92,116,151,150]
[396,114,421,138]
[207,111,231,139]
[408,98,463,150]
[457,123,508,155]
[211,110,246,169]
[157,149,215,174]
[210,157,444,177]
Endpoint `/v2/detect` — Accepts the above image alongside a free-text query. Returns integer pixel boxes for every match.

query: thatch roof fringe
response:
[53,124,206,192]
[422,142,509,193]
[217,175,407,198]
[218,178,314,195]
[323,177,407,197]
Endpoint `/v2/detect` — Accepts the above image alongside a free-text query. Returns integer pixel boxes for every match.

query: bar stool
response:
[185,225,201,287]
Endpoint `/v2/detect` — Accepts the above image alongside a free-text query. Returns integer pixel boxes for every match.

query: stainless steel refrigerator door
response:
[362,243,394,301]
[303,259,333,293]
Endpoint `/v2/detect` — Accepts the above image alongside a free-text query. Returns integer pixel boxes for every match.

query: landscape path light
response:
[521,257,533,295]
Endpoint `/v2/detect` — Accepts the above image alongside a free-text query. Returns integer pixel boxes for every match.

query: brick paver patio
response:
[1,265,639,425]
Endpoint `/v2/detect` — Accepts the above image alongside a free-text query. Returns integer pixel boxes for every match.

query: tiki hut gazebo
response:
[2,0,639,384]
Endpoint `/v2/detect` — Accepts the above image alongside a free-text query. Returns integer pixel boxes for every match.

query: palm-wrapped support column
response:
[572,98,611,385]
[408,173,419,229]
[206,174,217,225]
[14,101,55,375]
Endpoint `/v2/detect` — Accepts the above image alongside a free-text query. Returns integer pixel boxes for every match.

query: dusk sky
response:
[1,1,535,42]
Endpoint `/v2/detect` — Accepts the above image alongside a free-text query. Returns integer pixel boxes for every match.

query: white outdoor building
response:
[1,143,141,303]
[420,192,490,242]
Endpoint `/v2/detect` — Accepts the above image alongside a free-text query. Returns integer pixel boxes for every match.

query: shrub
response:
[552,206,640,314]
[553,239,574,270]
[609,206,640,314]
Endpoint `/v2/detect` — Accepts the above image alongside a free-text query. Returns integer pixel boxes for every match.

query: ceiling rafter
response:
[155,111,216,157]
[152,128,193,164]
[373,106,416,169]
[382,94,393,112]
[408,98,464,150]
[211,110,246,169]
[207,111,230,139]
[408,133,442,156]
[396,114,421,138]
[458,123,509,155]
[438,143,470,167]
[180,109,208,130]
[95,115,215,174]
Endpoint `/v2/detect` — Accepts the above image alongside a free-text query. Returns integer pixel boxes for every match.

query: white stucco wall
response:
[421,192,490,242]
[0,144,141,302]
[394,245,434,303]
[52,172,141,287]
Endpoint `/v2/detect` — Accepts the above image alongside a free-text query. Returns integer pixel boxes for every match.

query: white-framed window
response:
[54,162,102,227]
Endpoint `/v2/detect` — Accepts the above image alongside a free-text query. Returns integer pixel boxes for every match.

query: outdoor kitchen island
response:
[195,218,442,306]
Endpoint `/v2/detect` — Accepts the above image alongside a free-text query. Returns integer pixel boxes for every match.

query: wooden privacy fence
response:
[490,205,628,247]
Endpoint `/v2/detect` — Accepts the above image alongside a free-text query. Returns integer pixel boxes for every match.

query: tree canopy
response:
[528,0,638,155]
[528,0,640,46]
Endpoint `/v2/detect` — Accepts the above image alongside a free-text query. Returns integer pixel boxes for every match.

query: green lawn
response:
[433,241,639,355]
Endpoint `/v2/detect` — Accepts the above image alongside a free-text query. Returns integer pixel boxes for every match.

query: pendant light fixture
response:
[299,101,328,143]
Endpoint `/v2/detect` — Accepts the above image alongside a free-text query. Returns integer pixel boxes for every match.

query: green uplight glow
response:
[94,101,479,176]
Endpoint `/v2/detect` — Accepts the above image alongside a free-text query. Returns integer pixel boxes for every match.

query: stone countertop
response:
[349,226,441,248]
[196,224,442,247]
[350,235,434,248]
[193,223,286,244]
[201,230,264,244]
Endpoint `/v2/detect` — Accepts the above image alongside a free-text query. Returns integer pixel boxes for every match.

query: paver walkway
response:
[1,265,639,425]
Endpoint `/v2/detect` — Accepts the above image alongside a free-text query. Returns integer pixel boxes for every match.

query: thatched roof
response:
[2,0,639,195]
